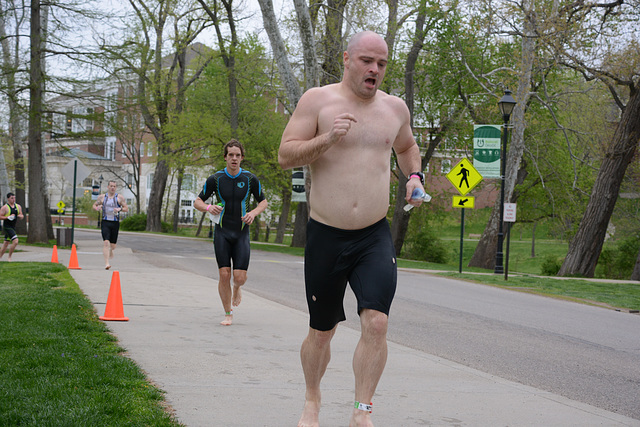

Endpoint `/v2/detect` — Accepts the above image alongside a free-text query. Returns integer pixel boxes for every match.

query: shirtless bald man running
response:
[279,31,427,427]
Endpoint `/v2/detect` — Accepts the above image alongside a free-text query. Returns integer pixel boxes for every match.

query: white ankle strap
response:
[355,401,372,413]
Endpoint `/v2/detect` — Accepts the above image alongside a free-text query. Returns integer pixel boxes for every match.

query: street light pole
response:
[494,89,516,274]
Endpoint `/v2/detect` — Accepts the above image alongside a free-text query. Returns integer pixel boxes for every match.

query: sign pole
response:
[459,208,465,273]
[505,222,512,280]
[71,160,77,244]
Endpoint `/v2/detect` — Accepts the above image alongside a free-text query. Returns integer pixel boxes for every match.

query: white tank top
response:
[103,193,120,221]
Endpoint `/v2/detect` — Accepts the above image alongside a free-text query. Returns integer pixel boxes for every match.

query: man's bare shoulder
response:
[300,84,340,102]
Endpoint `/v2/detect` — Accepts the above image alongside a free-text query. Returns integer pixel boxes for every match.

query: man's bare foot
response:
[298,400,320,427]
[105,265,111,270]
[349,409,374,427]
[220,312,233,326]
[232,285,242,306]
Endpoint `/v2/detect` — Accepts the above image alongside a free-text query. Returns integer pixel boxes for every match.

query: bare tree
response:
[550,1,640,277]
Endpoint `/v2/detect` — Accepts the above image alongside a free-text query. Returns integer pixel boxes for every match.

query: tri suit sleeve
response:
[250,174,266,203]
[198,175,218,203]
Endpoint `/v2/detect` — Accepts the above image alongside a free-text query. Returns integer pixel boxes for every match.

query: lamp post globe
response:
[494,89,517,274]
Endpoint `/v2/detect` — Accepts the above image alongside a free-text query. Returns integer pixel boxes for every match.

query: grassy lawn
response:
[0,263,182,426]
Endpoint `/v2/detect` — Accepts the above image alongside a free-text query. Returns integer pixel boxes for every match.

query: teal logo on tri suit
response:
[237,182,245,188]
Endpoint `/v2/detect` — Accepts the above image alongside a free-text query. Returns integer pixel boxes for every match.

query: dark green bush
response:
[597,235,640,279]
[402,227,449,263]
[120,213,147,231]
[540,255,562,276]
[120,213,172,232]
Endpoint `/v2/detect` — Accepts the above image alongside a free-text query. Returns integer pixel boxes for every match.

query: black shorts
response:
[213,224,251,270]
[304,217,397,331]
[3,227,17,241]
[101,220,120,244]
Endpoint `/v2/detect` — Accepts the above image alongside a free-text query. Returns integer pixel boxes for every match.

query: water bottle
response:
[209,203,224,224]
[403,188,432,212]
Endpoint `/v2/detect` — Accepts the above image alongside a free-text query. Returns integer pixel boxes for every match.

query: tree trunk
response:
[469,0,536,269]
[291,202,307,247]
[257,0,302,110]
[320,0,347,85]
[276,188,291,244]
[558,87,640,277]
[531,221,536,258]
[390,0,427,253]
[293,0,319,89]
[26,0,47,243]
[391,173,410,255]
[259,0,316,246]
[147,158,170,231]
[631,246,640,281]
[172,168,183,233]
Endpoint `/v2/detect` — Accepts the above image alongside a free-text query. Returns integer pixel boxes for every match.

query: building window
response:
[181,173,194,191]
[85,108,94,132]
[181,199,192,207]
[147,173,154,189]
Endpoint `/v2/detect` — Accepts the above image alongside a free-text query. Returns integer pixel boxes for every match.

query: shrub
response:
[597,235,640,279]
[402,227,449,264]
[120,213,147,231]
[540,255,562,276]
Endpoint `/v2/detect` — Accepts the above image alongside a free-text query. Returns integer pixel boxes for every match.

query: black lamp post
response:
[98,174,104,229]
[494,89,517,274]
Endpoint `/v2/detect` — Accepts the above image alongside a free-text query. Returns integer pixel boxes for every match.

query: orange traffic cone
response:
[51,245,59,263]
[68,243,81,270]
[100,271,129,321]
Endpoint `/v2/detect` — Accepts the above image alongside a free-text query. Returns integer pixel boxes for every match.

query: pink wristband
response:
[207,204,212,211]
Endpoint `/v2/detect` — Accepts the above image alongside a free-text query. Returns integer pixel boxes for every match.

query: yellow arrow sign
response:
[446,158,483,196]
[453,196,475,209]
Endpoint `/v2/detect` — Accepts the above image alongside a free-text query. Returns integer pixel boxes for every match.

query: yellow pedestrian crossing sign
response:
[453,196,475,209]
[56,201,65,213]
[446,158,483,196]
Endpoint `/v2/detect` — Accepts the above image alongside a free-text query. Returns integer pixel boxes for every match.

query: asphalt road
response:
[89,229,640,420]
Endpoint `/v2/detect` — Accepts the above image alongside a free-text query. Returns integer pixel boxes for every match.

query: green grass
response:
[0,263,182,426]
[440,272,640,312]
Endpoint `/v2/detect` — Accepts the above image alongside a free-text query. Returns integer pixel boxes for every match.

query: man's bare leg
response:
[0,241,8,260]
[298,326,337,427]
[218,267,233,325]
[7,239,18,261]
[102,240,111,269]
[350,309,388,427]
[110,243,116,259]
[231,269,247,307]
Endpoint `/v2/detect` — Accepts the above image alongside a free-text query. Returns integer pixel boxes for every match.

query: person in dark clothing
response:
[0,192,24,261]
[194,139,268,326]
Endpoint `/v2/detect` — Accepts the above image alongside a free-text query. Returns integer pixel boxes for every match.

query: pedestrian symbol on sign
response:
[446,158,483,196]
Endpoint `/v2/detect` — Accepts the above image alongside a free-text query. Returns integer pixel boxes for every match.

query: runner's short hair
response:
[224,139,245,157]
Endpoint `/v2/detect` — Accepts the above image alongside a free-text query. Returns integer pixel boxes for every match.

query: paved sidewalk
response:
[15,237,640,426]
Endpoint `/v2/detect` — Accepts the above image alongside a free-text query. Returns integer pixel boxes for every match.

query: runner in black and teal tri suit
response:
[195,139,268,325]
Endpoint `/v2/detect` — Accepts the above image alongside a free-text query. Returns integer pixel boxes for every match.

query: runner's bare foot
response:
[298,400,320,427]
[232,285,242,306]
[105,265,111,270]
[350,409,374,427]
[220,312,233,326]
